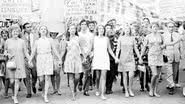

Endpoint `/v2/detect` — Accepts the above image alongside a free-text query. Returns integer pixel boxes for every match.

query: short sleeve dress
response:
[92,36,110,70]
[117,36,135,72]
[5,38,26,79]
[36,37,54,76]
[146,33,163,66]
[64,36,83,73]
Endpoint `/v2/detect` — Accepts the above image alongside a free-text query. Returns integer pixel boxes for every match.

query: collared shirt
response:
[163,31,182,62]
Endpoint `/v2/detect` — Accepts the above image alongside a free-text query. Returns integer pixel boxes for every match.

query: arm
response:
[51,39,61,60]
[107,38,117,60]
[29,40,37,62]
[60,40,67,61]
[23,40,30,60]
[165,35,184,46]
[116,37,121,58]
[133,39,141,59]
[140,36,148,58]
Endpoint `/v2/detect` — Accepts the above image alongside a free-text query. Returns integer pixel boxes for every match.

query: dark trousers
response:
[172,62,180,84]
[24,66,37,94]
[79,69,91,92]
[139,65,151,90]
[106,61,117,91]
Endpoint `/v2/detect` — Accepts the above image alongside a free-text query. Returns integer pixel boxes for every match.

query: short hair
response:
[23,22,30,29]
[38,25,49,37]
[105,24,113,29]
[0,29,9,38]
[79,19,87,26]
[183,23,185,30]
[88,21,95,27]
[151,22,159,28]
[143,17,150,24]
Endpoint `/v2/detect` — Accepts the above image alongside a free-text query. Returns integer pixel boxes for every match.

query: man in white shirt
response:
[163,22,181,95]
[22,23,39,98]
[78,20,94,96]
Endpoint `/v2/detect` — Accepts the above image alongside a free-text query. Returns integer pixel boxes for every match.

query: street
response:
[0,70,185,104]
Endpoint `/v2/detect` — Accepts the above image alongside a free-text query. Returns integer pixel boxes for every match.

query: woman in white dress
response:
[92,25,118,100]
[29,26,61,103]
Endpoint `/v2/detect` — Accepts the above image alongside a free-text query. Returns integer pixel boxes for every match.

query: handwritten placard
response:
[0,0,32,20]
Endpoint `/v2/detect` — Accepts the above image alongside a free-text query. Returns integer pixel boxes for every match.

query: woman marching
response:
[92,25,119,100]
[141,22,164,97]
[116,26,140,97]
[63,24,83,101]
[29,26,61,103]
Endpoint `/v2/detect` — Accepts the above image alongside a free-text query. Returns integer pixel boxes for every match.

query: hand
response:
[161,44,166,49]
[115,57,119,63]
[138,58,143,64]
[28,60,33,68]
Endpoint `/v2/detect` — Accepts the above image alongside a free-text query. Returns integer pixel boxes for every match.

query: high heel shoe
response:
[44,96,49,103]
[12,96,19,104]
[129,90,135,97]
[100,95,107,100]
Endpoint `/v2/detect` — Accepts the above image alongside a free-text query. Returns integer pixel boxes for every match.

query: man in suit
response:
[22,23,39,98]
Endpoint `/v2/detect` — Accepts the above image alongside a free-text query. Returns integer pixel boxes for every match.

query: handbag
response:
[6,59,16,70]
[163,55,168,63]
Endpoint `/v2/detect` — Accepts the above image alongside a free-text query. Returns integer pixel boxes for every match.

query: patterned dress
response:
[5,38,27,78]
[117,36,135,72]
[145,33,163,66]
[64,36,83,73]
[36,37,53,76]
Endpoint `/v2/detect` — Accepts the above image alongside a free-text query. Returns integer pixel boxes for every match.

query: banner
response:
[0,0,32,21]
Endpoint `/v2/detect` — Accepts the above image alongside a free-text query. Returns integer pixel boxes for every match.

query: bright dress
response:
[36,37,53,76]
[5,38,26,78]
[64,36,83,73]
[117,36,135,72]
[92,36,110,70]
[146,33,163,66]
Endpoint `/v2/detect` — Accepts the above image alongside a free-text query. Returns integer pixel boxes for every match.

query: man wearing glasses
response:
[163,22,182,95]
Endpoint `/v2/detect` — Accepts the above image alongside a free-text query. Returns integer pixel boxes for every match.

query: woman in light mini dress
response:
[92,25,118,100]
[29,26,61,103]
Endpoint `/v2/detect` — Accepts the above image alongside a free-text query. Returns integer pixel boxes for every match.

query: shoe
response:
[169,87,174,95]
[105,90,110,94]
[183,87,185,97]
[12,96,19,104]
[129,90,135,97]
[149,91,154,97]
[44,96,49,103]
[140,88,144,92]
[26,94,32,98]
[100,95,107,100]
[109,90,113,94]
[57,90,62,96]
[175,84,181,88]
[154,93,160,97]
[32,87,37,94]
[38,87,42,91]
[122,88,125,93]
[78,85,82,91]
[125,92,129,98]
[89,86,93,90]
[145,86,150,92]
[95,91,100,96]
[3,93,9,99]
[84,91,90,96]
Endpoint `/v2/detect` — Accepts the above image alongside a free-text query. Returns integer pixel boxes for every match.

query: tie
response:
[28,34,31,55]
[171,33,173,42]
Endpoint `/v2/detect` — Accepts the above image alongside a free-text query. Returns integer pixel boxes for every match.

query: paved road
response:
[0,70,185,104]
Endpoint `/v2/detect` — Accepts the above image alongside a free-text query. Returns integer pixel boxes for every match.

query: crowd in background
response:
[0,17,185,104]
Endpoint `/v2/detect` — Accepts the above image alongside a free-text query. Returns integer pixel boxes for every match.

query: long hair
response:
[66,24,78,41]
[96,25,106,36]
[38,25,49,38]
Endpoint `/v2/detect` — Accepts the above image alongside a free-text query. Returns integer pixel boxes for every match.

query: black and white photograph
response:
[0,0,185,104]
